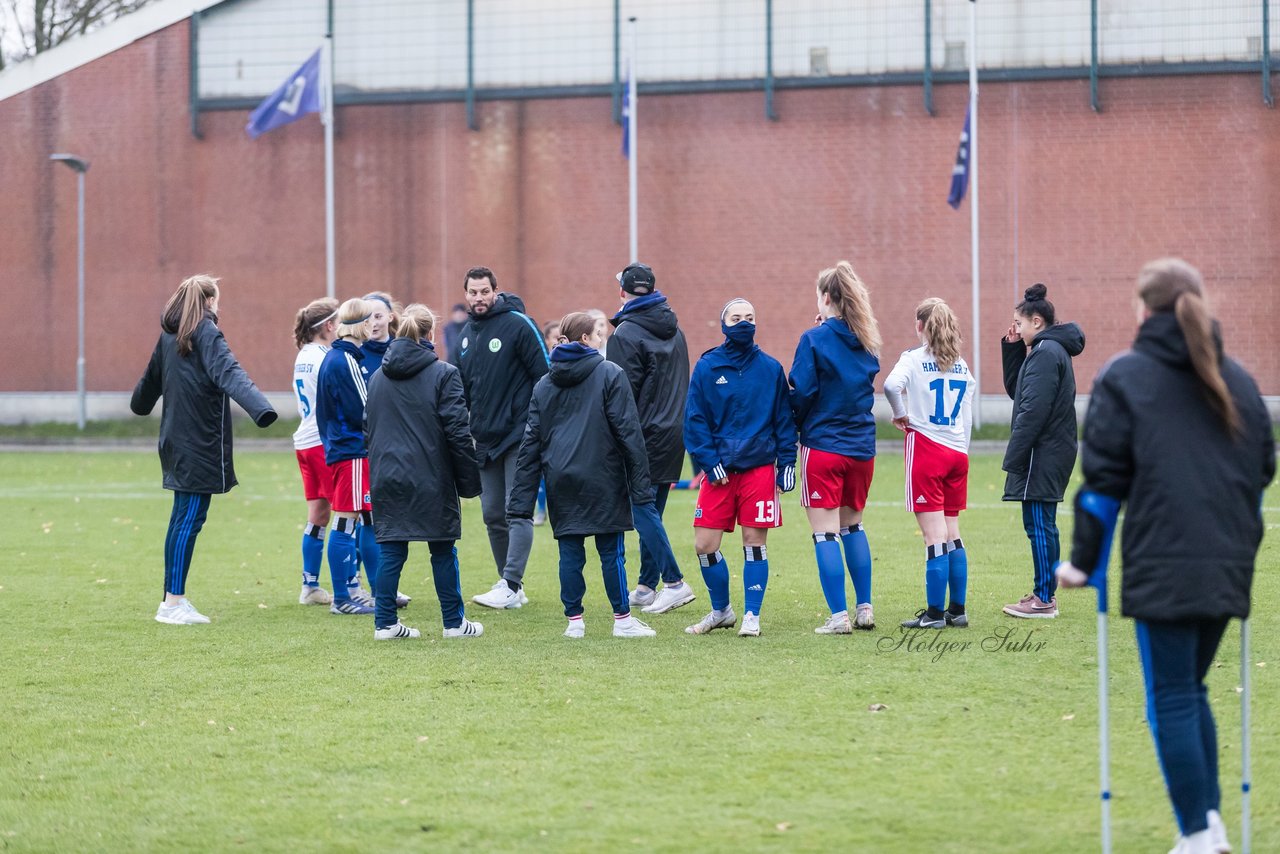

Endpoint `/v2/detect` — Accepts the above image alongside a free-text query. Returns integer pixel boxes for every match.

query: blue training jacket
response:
[361,337,390,376]
[316,338,372,465]
[789,317,880,460]
[685,343,797,480]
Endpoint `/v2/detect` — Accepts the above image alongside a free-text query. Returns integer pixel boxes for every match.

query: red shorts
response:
[694,464,781,531]
[799,446,874,510]
[295,445,331,502]
[904,431,968,515]
[329,458,372,513]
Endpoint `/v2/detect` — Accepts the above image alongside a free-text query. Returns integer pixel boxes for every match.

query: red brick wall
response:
[3,21,1278,398]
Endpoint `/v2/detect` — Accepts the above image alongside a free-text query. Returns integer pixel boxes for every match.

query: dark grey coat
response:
[1000,322,1085,502]
[508,350,652,538]
[365,338,481,543]
[130,315,276,494]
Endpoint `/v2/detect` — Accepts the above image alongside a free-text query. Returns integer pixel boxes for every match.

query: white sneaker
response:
[629,586,656,608]
[443,618,484,638]
[1169,830,1215,854]
[373,622,420,640]
[854,603,875,630]
[564,619,585,639]
[178,598,211,624]
[472,582,524,609]
[299,586,333,606]
[739,612,760,637]
[641,582,697,614]
[350,588,376,608]
[815,611,853,634]
[155,602,197,625]
[613,615,656,637]
[685,607,737,635]
[1207,810,1231,853]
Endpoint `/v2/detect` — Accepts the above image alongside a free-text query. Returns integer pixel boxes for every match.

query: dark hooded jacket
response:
[364,337,481,542]
[456,293,550,463]
[606,293,690,483]
[1001,322,1086,502]
[507,345,652,538]
[130,313,277,494]
[1069,312,1274,621]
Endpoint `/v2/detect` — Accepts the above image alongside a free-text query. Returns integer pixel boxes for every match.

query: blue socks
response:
[925,543,949,611]
[357,519,381,591]
[840,524,872,607]
[301,523,324,586]
[743,545,768,616]
[814,533,847,614]
[328,517,360,600]
[948,538,967,608]
[698,550,730,612]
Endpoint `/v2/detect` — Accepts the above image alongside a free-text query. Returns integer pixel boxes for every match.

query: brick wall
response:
[3,21,1277,399]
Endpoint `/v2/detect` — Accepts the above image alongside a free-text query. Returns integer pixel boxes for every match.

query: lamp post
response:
[50,154,89,430]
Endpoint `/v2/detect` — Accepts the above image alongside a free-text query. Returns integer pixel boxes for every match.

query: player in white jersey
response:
[292,298,338,606]
[883,298,974,630]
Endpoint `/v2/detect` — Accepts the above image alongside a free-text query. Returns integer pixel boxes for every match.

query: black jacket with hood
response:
[507,346,652,538]
[1000,322,1086,502]
[365,337,482,543]
[1069,312,1274,621]
[606,294,691,484]
[456,293,550,463]
[130,313,276,494]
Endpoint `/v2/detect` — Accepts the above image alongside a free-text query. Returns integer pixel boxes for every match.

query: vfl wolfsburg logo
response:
[489,338,503,353]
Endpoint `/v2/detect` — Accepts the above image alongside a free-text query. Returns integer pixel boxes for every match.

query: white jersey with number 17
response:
[292,342,329,450]
[883,346,974,454]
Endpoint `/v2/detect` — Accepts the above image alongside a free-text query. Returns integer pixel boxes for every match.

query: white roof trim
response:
[0,0,228,102]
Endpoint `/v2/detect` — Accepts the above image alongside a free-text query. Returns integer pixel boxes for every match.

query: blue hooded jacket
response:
[316,338,372,465]
[789,317,880,460]
[361,337,391,376]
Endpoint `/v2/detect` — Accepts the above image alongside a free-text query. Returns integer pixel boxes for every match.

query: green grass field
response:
[1,448,1275,852]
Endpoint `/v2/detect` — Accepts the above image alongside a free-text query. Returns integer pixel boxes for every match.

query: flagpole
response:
[627,16,638,264]
[322,33,336,299]
[968,0,981,427]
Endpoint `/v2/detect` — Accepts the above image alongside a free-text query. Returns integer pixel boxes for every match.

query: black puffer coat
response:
[131,314,276,494]
[1001,322,1086,502]
[365,338,481,542]
[508,347,651,537]
[1070,312,1274,621]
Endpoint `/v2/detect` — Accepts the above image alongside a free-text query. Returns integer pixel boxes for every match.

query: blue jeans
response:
[164,491,210,596]
[1022,500,1060,602]
[634,484,683,589]
[558,532,628,618]
[375,540,466,630]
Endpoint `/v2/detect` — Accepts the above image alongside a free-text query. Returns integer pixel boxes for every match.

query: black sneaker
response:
[945,606,969,628]
[900,608,946,629]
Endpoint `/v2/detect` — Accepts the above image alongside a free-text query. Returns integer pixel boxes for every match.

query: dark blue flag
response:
[620,73,631,158]
[246,49,323,139]
[947,105,971,209]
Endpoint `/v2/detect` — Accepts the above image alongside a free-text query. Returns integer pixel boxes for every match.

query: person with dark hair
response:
[455,266,551,609]
[508,312,657,638]
[442,303,469,365]
[131,275,278,625]
[607,262,696,616]
[1058,258,1273,854]
[999,282,1085,619]
[291,297,339,606]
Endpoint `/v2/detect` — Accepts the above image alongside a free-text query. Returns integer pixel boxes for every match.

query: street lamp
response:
[50,153,90,430]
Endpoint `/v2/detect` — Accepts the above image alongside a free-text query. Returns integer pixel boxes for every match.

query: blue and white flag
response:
[947,105,971,209]
[246,49,323,139]
[620,73,631,158]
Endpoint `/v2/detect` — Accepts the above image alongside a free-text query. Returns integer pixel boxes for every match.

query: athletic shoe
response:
[395,590,412,608]
[1002,593,1058,619]
[532,509,547,527]
[685,608,737,635]
[351,588,376,608]
[178,598,211,624]
[815,611,853,634]
[472,582,524,609]
[1169,830,1215,854]
[373,622,420,640]
[854,603,876,630]
[298,585,333,606]
[945,609,970,628]
[563,619,585,639]
[629,586,656,608]
[442,618,484,638]
[155,601,205,625]
[738,612,760,637]
[330,598,375,615]
[641,582,696,615]
[900,608,946,629]
[1207,809,1231,853]
[613,615,656,638]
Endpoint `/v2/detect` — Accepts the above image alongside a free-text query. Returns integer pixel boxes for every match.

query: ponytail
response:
[916,298,962,373]
[293,297,339,349]
[816,261,881,356]
[396,304,437,342]
[163,274,219,357]
[1137,258,1240,435]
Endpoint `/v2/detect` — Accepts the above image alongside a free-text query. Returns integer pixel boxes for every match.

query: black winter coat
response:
[456,293,549,463]
[365,338,481,542]
[1001,322,1086,502]
[131,315,276,494]
[1070,313,1274,622]
[606,296,690,483]
[507,349,652,538]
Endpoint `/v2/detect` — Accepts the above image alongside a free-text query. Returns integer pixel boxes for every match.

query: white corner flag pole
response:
[322,35,336,299]
[968,0,981,428]
[1241,617,1252,854]
[627,16,638,264]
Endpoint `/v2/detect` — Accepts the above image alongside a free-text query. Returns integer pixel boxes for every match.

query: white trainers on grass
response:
[1207,809,1231,853]
[613,615,656,638]
[641,582,696,615]
[472,580,525,609]
[442,619,484,638]
[155,599,209,625]
[298,586,332,606]
[685,608,737,635]
[738,612,761,637]
[854,603,876,630]
[564,619,585,639]
[373,622,420,640]
[815,611,852,634]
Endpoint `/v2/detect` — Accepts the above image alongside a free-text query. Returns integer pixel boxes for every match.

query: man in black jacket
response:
[606,263,696,615]
[456,266,550,609]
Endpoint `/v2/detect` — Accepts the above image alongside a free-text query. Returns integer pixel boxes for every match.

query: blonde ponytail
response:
[163,274,219,357]
[916,298,962,373]
[816,261,881,356]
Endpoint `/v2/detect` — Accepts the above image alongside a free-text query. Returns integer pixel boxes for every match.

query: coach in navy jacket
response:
[789,316,879,461]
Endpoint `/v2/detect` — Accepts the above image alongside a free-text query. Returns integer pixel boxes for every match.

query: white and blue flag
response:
[246,49,323,139]
[620,72,631,158]
[947,105,971,209]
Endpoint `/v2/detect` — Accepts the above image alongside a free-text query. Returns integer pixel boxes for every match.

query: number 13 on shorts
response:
[754,498,777,524]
